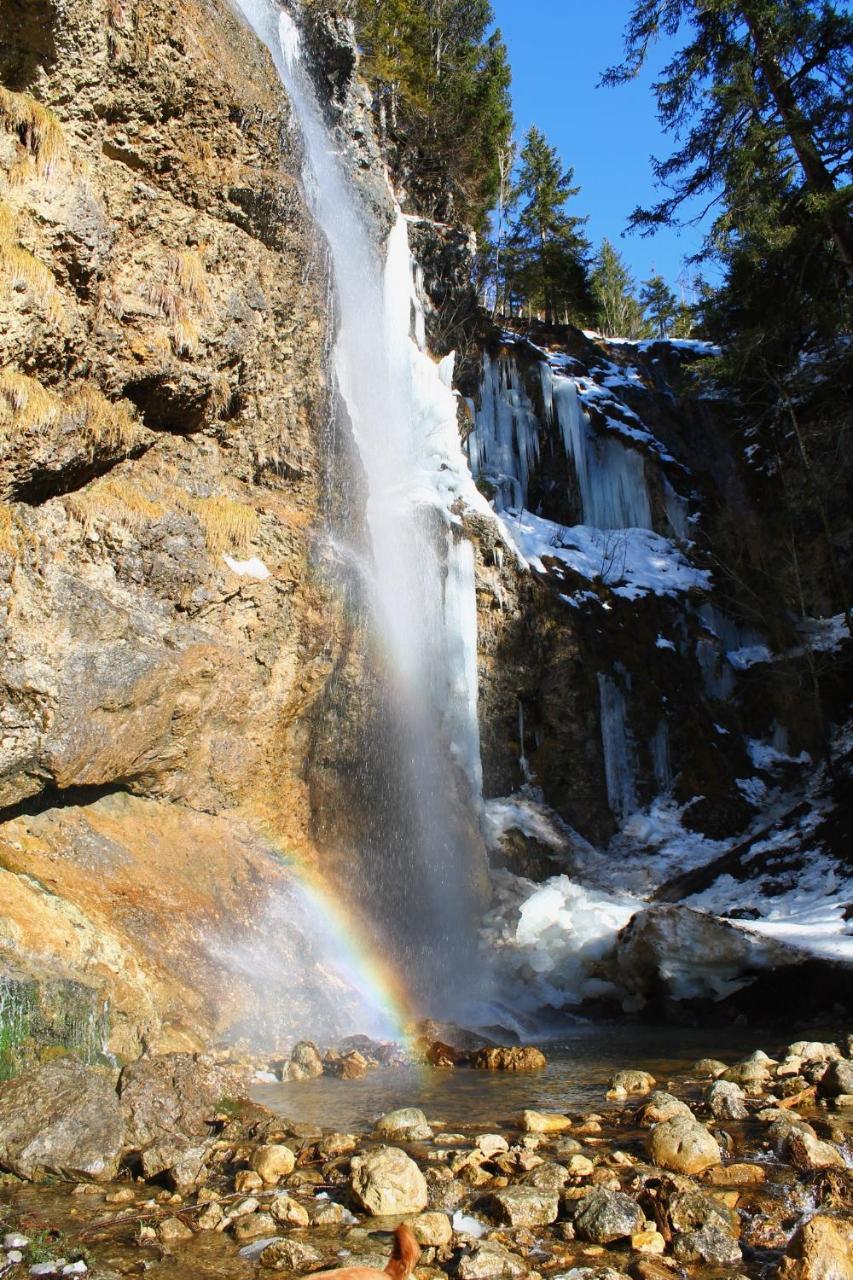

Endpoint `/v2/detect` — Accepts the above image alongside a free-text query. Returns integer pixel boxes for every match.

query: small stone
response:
[308,1199,353,1226]
[475,1134,509,1156]
[105,1187,136,1204]
[7,1253,23,1266]
[520,1110,571,1133]
[722,1060,770,1086]
[693,1058,728,1078]
[706,1162,765,1185]
[232,1197,260,1217]
[521,1161,570,1190]
[707,1080,748,1120]
[157,1216,193,1242]
[251,1144,296,1184]
[567,1155,594,1176]
[572,1188,644,1243]
[631,1230,665,1254]
[196,1201,224,1230]
[408,1212,453,1246]
[481,1186,558,1227]
[270,1193,309,1226]
[4,1235,30,1249]
[235,1170,265,1193]
[647,1115,721,1174]
[817,1059,853,1098]
[375,1108,433,1141]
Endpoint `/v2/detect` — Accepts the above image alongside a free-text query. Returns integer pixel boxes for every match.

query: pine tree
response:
[589,238,650,337]
[506,126,591,324]
[640,274,678,338]
[603,0,853,280]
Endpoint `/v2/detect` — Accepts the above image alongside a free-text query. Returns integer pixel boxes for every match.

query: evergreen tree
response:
[640,273,679,338]
[604,1,853,279]
[506,126,592,324]
[589,238,650,337]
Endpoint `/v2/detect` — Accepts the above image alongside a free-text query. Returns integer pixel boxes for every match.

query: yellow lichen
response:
[66,477,166,534]
[0,370,140,451]
[0,87,67,176]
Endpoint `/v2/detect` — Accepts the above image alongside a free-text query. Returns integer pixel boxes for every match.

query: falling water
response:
[233,0,489,1015]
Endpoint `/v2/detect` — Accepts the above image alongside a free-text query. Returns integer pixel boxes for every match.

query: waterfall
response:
[233,0,489,1015]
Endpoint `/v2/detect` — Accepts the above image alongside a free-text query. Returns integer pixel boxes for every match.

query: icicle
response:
[597,673,638,821]
[650,721,672,792]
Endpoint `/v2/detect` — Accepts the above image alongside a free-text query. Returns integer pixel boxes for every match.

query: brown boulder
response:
[471,1046,546,1071]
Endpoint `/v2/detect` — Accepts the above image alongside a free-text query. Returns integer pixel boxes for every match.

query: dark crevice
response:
[0,780,134,825]
[10,439,154,505]
[122,375,208,434]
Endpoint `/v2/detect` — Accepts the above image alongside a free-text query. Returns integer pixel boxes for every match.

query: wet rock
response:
[672,1224,742,1265]
[781,1127,845,1172]
[480,1185,559,1226]
[722,1059,771,1086]
[0,1059,124,1182]
[336,1051,372,1080]
[270,1194,310,1227]
[520,1161,570,1190]
[196,1200,224,1230]
[259,1237,324,1271]
[251,1144,297,1184]
[553,1269,632,1280]
[457,1241,527,1279]
[572,1188,644,1243]
[776,1212,853,1278]
[707,1080,748,1120]
[567,1154,595,1176]
[706,1162,765,1185]
[637,1092,693,1126]
[233,1212,277,1242]
[351,1146,428,1216]
[375,1108,433,1141]
[817,1059,853,1098]
[668,1189,735,1234]
[471,1047,546,1071]
[281,1042,324,1082]
[475,1134,509,1157]
[425,1170,466,1211]
[647,1115,721,1174]
[693,1058,728,1078]
[320,1133,359,1158]
[157,1216,193,1242]
[308,1198,355,1226]
[366,1212,452,1246]
[520,1110,571,1133]
[788,1041,841,1062]
[631,1229,666,1254]
[235,1170,265,1193]
[607,1070,656,1098]
[427,1042,464,1067]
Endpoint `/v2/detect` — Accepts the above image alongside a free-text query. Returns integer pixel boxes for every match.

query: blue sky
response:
[491,0,709,293]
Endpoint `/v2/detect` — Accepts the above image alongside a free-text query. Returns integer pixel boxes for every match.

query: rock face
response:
[0,1058,124,1181]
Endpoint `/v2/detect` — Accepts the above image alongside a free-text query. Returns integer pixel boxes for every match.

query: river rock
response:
[520,1161,570,1190]
[693,1058,728,1078]
[375,1107,433,1141]
[0,1059,124,1182]
[282,1042,324,1082]
[707,1079,748,1119]
[647,1115,721,1174]
[668,1189,735,1234]
[471,1047,547,1071]
[259,1238,324,1271]
[776,1213,853,1279]
[475,1134,509,1156]
[457,1241,527,1279]
[637,1091,693,1126]
[234,1213,278,1243]
[520,1109,571,1133]
[673,1224,743,1265]
[309,1199,356,1226]
[572,1188,644,1243]
[481,1186,559,1226]
[366,1212,452,1246]
[158,1215,193,1242]
[351,1146,428,1215]
[788,1041,841,1062]
[270,1195,310,1227]
[607,1069,656,1097]
[781,1127,845,1172]
[817,1059,853,1098]
[251,1144,297,1183]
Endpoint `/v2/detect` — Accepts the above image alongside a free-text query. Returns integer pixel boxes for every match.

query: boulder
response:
[572,1189,644,1243]
[0,1059,124,1182]
[707,1080,748,1120]
[119,1053,244,1154]
[259,1237,324,1271]
[647,1115,721,1174]
[520,1161,570,1190]
[374,1108,433,1141]
[350,1146,428,1216]
[281,1042,324,1082]
[667,1190,736,1234]
[607,1070,655,1097]
[480,1186,559,1227]
[776,1213,853,1279]
[471,1047,546,1071]
[781,1127,845,1172]
[520,1109,571,1133]
[818,1059,853,1099]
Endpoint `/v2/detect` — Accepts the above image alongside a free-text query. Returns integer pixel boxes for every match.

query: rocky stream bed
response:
[0,1029,851,1280]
